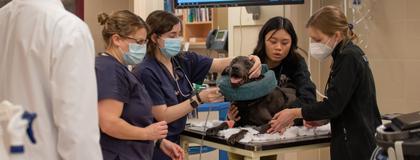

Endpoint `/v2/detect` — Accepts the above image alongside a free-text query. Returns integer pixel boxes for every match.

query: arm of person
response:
[98,99,167,140]
[152,101,195,123]
[301,52,360,121]
[160,139,185,160]
[209,57,233,73]
[152,87,224,123]
[268,52,361,133]
[268,108,302,133]
[50,19,102,160]
[290,58,317,106]
[136,68,206,123]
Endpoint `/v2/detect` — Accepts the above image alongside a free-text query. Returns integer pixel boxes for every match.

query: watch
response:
[190,97,199,109]
[195,90,202,104]
[155,139,163,148]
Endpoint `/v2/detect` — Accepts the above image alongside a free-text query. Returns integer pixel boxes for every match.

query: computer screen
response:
[174,0,304,8]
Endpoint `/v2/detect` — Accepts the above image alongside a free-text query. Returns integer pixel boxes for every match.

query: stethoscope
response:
[159,57,194,98]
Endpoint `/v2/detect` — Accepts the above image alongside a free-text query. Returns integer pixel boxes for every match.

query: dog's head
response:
[222,56,255,88]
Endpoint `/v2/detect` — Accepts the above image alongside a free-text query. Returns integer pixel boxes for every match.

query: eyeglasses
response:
[120,35,148,45]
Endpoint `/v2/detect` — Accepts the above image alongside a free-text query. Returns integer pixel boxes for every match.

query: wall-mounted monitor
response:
[174,0,304,8]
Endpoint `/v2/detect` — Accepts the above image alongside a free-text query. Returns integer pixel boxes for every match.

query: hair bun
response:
[97,13,109,25]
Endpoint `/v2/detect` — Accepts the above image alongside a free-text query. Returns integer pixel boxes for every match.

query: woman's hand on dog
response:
[248,55,262,78]
[227,105,241,121]
[267,108,301,134]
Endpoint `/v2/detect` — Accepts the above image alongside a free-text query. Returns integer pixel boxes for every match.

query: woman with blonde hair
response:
[268,6,381,160]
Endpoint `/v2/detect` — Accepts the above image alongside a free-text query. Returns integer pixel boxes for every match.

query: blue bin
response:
[188,102,229,160]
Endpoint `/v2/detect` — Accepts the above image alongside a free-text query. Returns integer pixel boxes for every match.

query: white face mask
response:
[310,38,337,61]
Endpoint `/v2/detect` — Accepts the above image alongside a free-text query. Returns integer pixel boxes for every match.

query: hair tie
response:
[348,23,354,30]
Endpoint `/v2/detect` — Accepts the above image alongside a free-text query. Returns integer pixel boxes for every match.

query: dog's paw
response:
[227,129,248,145]
[205,127,220,136]
[255,124,270,134]
[206,122,229,136]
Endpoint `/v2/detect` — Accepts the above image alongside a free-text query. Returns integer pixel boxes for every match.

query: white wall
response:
[132,0,163,21]
[228,6,288,57]
[84,0,131,53]
[84,0,164,53]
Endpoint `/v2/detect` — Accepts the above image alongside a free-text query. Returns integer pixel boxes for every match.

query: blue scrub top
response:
[132,51,213,137]
[96,53,155,160]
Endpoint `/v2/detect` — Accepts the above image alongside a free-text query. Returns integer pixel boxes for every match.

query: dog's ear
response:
[222,66,231,76]
[245,59,255,70]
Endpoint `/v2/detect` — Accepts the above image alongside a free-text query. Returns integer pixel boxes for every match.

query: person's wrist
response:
[190,97,199,109]
[139,128,149,140]
[293,108,302,118]
[156,138,163,148]
[195,90,202,104]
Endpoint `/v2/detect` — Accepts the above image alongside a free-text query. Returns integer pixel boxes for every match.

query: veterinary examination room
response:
[1,0,420,160]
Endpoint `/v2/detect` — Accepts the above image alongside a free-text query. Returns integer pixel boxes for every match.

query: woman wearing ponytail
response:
[268,6,382,160]
[95,10,184,160]
[131,10,262,160]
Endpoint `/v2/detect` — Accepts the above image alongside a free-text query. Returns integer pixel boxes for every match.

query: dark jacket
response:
[271,54,317,105]
[301,41,382,160]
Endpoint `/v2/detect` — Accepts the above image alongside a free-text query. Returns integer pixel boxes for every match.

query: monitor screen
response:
[174,0,304,8]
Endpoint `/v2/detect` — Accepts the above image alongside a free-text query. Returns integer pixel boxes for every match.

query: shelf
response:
[188,42,207,49]
[176,8,215,52]
[185,21,213,25]
[189,42,206,46]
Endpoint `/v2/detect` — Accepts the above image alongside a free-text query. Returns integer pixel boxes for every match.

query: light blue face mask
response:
[160,38,182,58]
[122,43,146,65]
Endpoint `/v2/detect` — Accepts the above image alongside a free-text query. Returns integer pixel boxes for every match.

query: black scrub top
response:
[301,42,382,160]
[95,53,155,160]
[132,51,213,137]
[270,54,317,105]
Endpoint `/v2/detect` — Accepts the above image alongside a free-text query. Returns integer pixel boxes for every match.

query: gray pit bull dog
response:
[206,56,297,145]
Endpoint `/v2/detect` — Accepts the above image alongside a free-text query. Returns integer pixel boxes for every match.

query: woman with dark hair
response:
[253,16,316,106]
[131,10,262,160]
[268,6,381,160]
[227,16,317,160]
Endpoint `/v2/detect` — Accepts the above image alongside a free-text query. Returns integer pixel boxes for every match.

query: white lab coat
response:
[0,0,102,160]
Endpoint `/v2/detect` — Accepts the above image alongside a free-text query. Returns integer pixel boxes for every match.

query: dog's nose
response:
[231,66,239,72]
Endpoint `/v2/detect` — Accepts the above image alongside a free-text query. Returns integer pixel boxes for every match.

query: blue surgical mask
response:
[160,38,182,58]
[121,43,146,65]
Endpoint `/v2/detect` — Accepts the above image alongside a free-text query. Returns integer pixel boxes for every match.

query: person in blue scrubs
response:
[132,10,262,160]
[95,10,184,160]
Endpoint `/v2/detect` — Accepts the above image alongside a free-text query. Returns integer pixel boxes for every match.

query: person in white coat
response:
[0,0,102,160]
